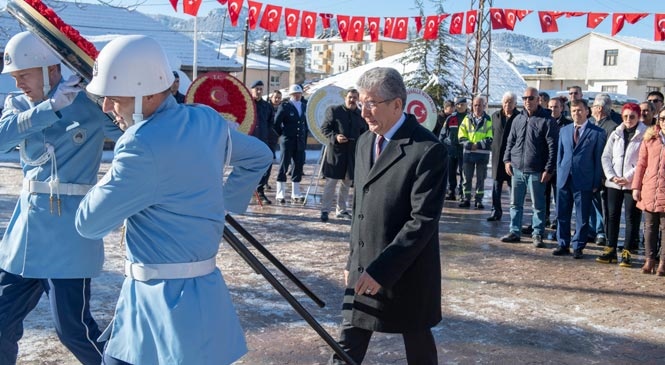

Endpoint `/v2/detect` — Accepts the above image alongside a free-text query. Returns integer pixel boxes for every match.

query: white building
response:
[524,32,665,100]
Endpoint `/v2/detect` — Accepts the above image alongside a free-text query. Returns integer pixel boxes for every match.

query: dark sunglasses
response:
[522,96,536,101]
[648,99,663,103]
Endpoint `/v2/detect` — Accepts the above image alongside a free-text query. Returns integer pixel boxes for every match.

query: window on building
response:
[601,85,618,93]
[604,49,618,66]
[269,75,280,88]
[647,86,661,93]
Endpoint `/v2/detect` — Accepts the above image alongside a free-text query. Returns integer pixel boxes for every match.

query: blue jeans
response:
[509,168,546,236]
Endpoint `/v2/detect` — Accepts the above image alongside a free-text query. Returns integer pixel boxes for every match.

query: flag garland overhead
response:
[170,0,665,42]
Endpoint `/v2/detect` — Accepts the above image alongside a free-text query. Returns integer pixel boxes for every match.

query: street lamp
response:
[264,32,275,92]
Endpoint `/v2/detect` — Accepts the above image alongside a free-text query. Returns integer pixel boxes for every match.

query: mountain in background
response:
[148,9,568,75]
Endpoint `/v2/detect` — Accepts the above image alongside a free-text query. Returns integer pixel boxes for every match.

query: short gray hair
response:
[502,91,516,103]
[356,67,407,108]
[594,93,612,114]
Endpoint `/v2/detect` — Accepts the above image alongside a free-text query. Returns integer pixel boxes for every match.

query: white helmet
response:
[288,84,303,94]
[2,31,59,74]
[86,35,175,98]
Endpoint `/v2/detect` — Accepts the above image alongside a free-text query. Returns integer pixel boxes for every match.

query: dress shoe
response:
[549,222,557,230]
[532,235,545,248]
[277,198,286,205]
[475,201,485,209]
[500,232,521,243]
[458,200,471,208]
[486,214,501,221]
[552,246,571,256]
[619,249,632,268]
[336,211,352,219]
[573,249,584,259]
[292,197,305,204]
[657,259,665,277]
[595,236,607,246]
[521,225,534,235]
[595,247,617,264]
[445,193,456,201]
[642,259,657,274]
[257,192,272,205]
[320,212,329,222]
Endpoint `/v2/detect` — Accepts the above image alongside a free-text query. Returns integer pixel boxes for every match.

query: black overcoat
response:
[343,114,447,333]
[490,108,517,180]
[320,104,367,179]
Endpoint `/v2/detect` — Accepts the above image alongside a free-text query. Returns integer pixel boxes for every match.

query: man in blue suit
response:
[553,99,606,259]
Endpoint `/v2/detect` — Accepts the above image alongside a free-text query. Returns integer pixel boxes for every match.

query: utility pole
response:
[265,32,274,91]
[242,19,249,84]
[461,0,492,98]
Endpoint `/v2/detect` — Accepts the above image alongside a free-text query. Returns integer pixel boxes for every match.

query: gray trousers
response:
[462,154,489,202]
[321,177,351,214]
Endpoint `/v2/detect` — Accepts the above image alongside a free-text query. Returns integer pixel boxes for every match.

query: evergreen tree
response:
[399,0,432,92]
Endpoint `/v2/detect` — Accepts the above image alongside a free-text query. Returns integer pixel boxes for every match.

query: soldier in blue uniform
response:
[0,31,122,364]
[75,35,272,365]
[274,84,308,204]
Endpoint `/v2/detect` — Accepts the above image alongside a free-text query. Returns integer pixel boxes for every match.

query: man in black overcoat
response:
[488,91,518,221]
[249,80,275,204]
[329,67,447,365]
[319,88,367,222]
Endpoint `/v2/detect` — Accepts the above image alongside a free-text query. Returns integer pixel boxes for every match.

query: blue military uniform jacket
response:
[0,78,121,278]
[274,99,308,150]
[76,96,272,364]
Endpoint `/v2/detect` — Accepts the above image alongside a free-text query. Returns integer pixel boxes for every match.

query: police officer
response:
[274,84,308,204]
[0,31,122,364]
[76,35,272,365]
[249,80,276,204]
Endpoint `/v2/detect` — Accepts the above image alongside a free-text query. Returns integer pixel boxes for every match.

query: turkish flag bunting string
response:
[300,11,317,38]
[247,1,263,29]
[490,8,506,30]
[656,14,665,41]
[259,4,282,32]
[414,16,423,34]
[587,13,608,29]
[349,17,365,42]
[384,17,395,37]
[423,15,442,40]
[226,0,243,26]
[367,17,380,42]
[284,8,300,37]
[171,1,665,42]
[612,13,649,36]
[183,0,203,16]
[449,12,464,35]
[337,15,351,41]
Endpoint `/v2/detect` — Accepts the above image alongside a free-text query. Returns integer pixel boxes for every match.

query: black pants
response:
[490,177,511,217]
[447,155,461,196]
[329,321,437,365]
[545,173,558,223]
[606,188,641,251]
[257,164,273,193]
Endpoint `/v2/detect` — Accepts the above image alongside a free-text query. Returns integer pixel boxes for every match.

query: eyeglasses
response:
[648,99,663,103]
[622,114,638,120]
[569,91,579,95]
[522,96,536,101]
[659,116,665,122]
[358,98,394,110]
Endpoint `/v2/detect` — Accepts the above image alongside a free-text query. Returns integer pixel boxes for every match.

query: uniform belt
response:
[124,257,217,281]
[23,179,93,196]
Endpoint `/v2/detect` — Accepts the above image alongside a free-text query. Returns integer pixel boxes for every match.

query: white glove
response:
[50,75,83,112]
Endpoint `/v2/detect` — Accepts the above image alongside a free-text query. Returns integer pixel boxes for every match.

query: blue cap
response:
[250,80,264,89]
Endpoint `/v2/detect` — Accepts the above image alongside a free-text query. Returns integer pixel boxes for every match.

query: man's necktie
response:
[375,135,385,161]
[574,125,580,146]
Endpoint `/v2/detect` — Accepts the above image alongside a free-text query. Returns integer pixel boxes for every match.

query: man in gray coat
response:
[329,67,446,365]
[320,88,367,222]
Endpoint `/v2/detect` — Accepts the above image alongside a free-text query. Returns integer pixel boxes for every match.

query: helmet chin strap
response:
[42,66,50,99]
[131,97,143,128]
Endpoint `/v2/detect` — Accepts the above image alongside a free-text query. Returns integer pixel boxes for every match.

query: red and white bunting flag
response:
[566,12,587,18]
[656,14,665,41]
[423,15,442,40]
[259,4,282,32]
[319,13,333,29]
[538,11,560,33]
[516,9,532,21]
[348,16,365,42]
[227,0,243,26]
[247,1,263,30]
[414,16,423,34]
[300,11,317,38]
[337,15,351,41]
[586,12,608,29]
[490,8,505,30]
[503,9,518,31]
[465,10,478,34]
[367,17,380,42]
[284,8,300,37]
[449,12,464,35]
[392,17,408,39]
[169,0,178,12]
[625,13,649,24]
[183,0,203,16]
[384,17,395,37]
[217,0,228,4]
[612,13,648,36]
[439,14,450,23]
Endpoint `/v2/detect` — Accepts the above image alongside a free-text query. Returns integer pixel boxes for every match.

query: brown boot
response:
[657,259,665,277]
[642,258,656,274]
